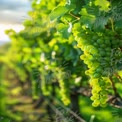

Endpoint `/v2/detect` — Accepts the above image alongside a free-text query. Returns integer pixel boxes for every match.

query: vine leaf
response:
[94,0,110,12]
[80,8,96,28]
[85,5,100,16]
[80,3,110,30]
[56,23,70,38]
[57,23,69,32]
[93,16,108,30]
[115,20,122,28]
[50,6,69,21]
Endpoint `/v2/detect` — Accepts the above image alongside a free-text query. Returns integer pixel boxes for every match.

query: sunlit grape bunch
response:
[73,23,122,107]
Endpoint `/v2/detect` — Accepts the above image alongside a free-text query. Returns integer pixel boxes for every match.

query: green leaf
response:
[94,0,110,12]
[80,8,96,28]
[57,23,69,32]
[56,23,71,38]
[85,5,100,16]
[50,6,69,21]
[115,20,122,28]
[93,16,108,30]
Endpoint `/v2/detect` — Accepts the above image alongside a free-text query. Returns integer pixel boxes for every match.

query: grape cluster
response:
[73,23,122,107]
[59,79,71,105]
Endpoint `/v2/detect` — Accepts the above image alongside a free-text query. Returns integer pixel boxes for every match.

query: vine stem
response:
[114,73,122,82]
[48,95,86,122]
[109,18,115,32]
[109,76,119,96]
[69,12,80,20]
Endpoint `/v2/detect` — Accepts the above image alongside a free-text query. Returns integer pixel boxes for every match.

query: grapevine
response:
[0,1,122,122]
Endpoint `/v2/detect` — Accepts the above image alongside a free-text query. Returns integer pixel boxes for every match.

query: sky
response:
[0,0,31,43]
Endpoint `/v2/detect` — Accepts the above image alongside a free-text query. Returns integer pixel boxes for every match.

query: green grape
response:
[100,44,106,48]
[80,55,86,60]
[90,93,99,100]
[92,101,100,107]
[90,96,95,101]
[96,67,103,73]
[92,62,100,68]
[100,98,107,104]
[92,89,98,94]
[99,79,106,86]
[90,78,99,85]
[93,94,99,99]
[94,99,100,105]
[97,39,104,44]
[58,79,70,105]
[100,50,106,56]
[92,35,98,40]
[105,47,111,52]
[94,87,102,93]
[90,48,98,54]
[105,39,111,45]
[93,73,101,78]
[119,41,122,47]
[93,42,98,47]
[100,103,107,107]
